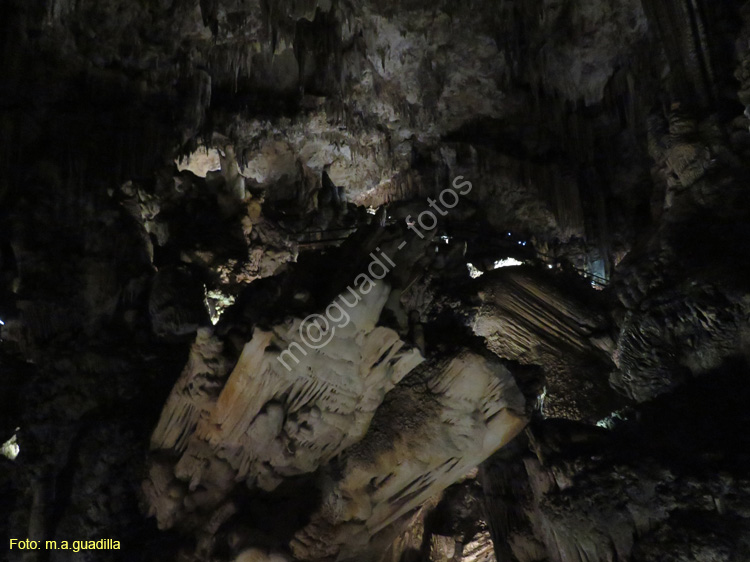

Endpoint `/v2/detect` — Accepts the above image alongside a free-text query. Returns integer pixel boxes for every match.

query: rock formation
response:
[3,0,750,561]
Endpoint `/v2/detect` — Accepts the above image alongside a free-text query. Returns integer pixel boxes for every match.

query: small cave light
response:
[204,286,236,325]
[538,387,548,418]
[596,410,627,430]
[466,263,484,279]
[2,432,19,461]
[492,258,523,269]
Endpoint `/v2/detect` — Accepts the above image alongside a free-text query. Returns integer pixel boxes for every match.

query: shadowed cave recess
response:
[4,0,750,561]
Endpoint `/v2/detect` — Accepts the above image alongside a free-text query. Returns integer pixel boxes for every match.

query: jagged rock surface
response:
[3,0,750,561]
[145,280,423,531]
[290,350,526,562]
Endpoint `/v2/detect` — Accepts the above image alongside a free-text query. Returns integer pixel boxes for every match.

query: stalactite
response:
[641,0,718,106]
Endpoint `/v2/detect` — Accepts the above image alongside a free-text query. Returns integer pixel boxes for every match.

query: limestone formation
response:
[4,1,750,561]
[290,351,526,561]
[145,280,423,531]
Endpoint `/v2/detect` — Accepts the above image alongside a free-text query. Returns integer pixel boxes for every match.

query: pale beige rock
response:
[176,146,222,177]
[469,267,618,421]
[291,351,526,561]
[145,280,423,530]
[460,530,496,562]
[429,535,456,561]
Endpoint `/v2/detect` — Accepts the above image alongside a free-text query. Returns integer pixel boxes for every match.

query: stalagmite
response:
[291,351,527,561]
[7,1,750,561]
[146,280,423,529]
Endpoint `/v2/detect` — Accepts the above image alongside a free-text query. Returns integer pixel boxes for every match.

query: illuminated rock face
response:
[144,275,528,560]
[468,267,619,422]
[145,280,424,529]
[290,351,526,561]
[7,0,750,561]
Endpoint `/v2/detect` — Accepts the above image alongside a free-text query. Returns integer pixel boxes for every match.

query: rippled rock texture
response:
[3,0,750,561]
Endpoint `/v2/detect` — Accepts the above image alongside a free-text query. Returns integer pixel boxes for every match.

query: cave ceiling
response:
[3,1,750,561]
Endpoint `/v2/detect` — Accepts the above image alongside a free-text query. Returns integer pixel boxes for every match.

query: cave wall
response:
[3,0,750,561]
